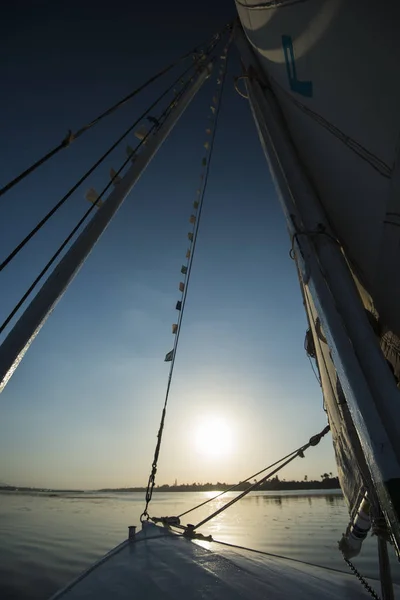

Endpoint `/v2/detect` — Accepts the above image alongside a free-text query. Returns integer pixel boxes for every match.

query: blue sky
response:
[0,1,336,489]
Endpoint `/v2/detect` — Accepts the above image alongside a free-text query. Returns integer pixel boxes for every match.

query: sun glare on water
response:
[194,416,233,458]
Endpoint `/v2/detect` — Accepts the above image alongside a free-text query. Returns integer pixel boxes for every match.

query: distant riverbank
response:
[99,476,340,493]
[0,476,340,494]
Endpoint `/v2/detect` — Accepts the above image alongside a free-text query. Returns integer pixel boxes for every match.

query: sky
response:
[0,0,337,489]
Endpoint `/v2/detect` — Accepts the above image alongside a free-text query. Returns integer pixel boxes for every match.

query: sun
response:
[194,416,233,458]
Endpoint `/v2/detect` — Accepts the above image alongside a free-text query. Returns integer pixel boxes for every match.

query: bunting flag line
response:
[134,125,148,141]
[163,41,229,362]
[147,115,160,127]
[164,350,174,362]
[126,145,135,158]
[85,187,103,208]
[110,168,121,185]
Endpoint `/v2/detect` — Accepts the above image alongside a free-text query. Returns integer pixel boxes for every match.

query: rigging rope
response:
[0,64,205,336]
[140,27,233,522]
[150,425,330,531]
[189,425,330,531]
[0,36,223,276]
[177,443,317,519]
[211,539,378,579]
[0,34,223,199]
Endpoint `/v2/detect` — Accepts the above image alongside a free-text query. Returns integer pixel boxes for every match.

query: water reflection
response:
[1,489,399,600]
[245,492,344,509]
[325,494,342,506]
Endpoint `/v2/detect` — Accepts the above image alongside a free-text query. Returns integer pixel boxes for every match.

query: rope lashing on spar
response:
[289,222,341,261]
[150,425,330,532]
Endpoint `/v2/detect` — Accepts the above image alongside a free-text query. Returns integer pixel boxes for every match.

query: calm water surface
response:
[1,489,399,599]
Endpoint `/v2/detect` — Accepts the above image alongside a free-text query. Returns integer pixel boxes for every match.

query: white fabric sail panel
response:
[236,0,399,164]
[270,90,388,287]
[236,0,400,337]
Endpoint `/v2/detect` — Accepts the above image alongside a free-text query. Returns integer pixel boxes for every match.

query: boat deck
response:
[51,522,398,599]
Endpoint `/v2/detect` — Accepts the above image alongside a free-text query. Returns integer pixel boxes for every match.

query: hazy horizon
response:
[1,473,339,492]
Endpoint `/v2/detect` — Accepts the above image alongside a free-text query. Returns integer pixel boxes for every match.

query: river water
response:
[1,489,399,599]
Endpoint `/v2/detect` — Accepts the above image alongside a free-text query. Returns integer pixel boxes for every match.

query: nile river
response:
[1,489,399,599]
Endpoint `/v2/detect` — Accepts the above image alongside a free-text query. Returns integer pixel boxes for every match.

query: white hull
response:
[51,522,393,599]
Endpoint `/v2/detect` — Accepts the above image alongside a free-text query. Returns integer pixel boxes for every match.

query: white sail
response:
[235,0,400,556]
[236,0,400,342]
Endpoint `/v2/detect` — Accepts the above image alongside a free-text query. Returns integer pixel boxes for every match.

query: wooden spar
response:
[0,61,213,393]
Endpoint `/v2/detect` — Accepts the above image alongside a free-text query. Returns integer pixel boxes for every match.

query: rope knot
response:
[152,516,181,527]
[183,524,213,542]
[62,130,75,146]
